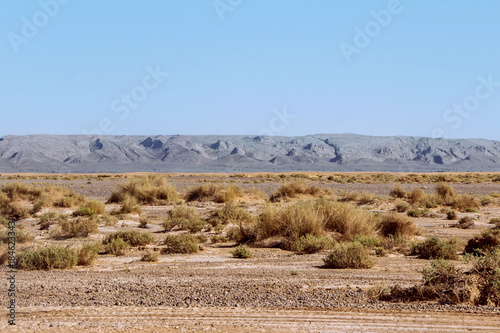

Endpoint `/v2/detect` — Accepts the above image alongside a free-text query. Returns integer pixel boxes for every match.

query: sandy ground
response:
[1,174,500,332]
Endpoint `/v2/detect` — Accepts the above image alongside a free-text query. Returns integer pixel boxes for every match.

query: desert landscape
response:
[1,172,500,332]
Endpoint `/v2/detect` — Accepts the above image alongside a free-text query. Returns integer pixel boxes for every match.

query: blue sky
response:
[1,0,499,140]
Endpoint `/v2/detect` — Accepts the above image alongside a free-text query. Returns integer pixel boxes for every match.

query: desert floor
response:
[1,172,500,332]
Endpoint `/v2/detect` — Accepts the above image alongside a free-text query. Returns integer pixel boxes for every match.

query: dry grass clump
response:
[185,184,243,203]
[16,246,77,270]
[207,202,253,228]
[452,195,480,212]
[269,181,326,202]
[389,184,406,198]
[163,205,205,232]
[232,245,252,258]
[407,188,427,205]
[410,236,460,260]
[114,194,142,214]
[104,238,129,256]
[108,175,179,205]
[322,242,375,269]
[162,234,199,254]
[103,230,154,247]
[436,182,456,204]
[394,201,410,212]
[50,218,98,239]
[446,210,458,220]
[464,228,500,255]
[315,199,378,241]
[76,243,100,266]
[378,212,417,237]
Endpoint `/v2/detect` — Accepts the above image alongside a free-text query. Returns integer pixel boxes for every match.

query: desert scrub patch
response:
[163,205,205,232]
[76,243,100,266]
[103,230,154,247]
[407,209,425,218]
[407,188,428,205]
[456,216,475,229]
[108,175,179,205]
[293,234,332,254]
[269,181,325,202]
[207,202,253,227]
[185,183,244,203]
[16,246,77,270]
[322,242,375,269]
[411,236,460,260]
[162,234,199,254]
[378,213,418,237]
[446,210,458,220]
[50,218,98,239]
[353,235,380,248]
[315,198,377,241]
[464,228,500,255]
[232,245,252,258]
[389,184,406,198]
[0,228,33,244]
[395,201,410,213]
[105,238,129,256]
[73,199,105,217]
[211,234,228,243]
[141,251,159,262]
[114,194,142,214]
[138,218,149,229]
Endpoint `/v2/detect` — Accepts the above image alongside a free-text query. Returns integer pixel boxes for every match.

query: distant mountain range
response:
[0,134,499,173]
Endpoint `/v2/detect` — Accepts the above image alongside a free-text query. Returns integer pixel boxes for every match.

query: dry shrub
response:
[457,216,475,229]
[0,201,28,220]
[411,236,460,260]
[395,201,410,213]
[117,194,142,214]
[480,195,493,206]
[269,181,324,202]
[232,245,252,258]
[16,246,77,270]
[407,188,427,205]
[108,175,179,205]
[211,234,228,243]
[452,195,480,212]
[51,218,98,239]
[185,184,222,202]
[389,184,406,198]
[436,182,456,205]
[163,205,204,232]
[141,251,159,262]
[357,192,375,205]
[315,199,377,241]
[207,202,253,227]
[162,234,199,254]
[103,230,154,247]
[378,213,418,237]
[465,228,500,255]
[105,238,129,256]
[446,210,458,220]
[293,234,332,254]
[215,184,244,203]
[76,243,100,266]
[323,242,375,269]
[81,199,105,215]
[0,228,33,244]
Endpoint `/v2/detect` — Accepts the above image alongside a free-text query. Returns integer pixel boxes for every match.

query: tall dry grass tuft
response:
[185,184,244,203]
[269,181,326,202]
[378,213,418,237]
[108,175,179,205]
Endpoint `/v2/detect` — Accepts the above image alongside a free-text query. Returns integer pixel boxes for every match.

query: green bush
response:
[72,206,97,217]
[322,242,375,269]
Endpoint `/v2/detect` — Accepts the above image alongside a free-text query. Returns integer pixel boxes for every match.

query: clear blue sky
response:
[1,0,499,140]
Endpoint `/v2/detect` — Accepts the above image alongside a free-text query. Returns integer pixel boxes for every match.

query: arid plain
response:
[1,172,500,332]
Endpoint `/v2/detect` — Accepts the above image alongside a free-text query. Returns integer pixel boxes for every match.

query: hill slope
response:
[0,134,499,173]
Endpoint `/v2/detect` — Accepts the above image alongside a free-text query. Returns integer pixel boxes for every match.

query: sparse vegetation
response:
[16,246,77,270]
[293,234,332,254]
[141,251,159,262]
[232,245,252,258]
[108,175,179,205]
[103,230,154,247]
[411,236,460,260]
[76,243,100,266]
[162,234,199,254]
[269,181,325,202]
[464,228,500,255]
[378,213,418,237]
[323,242,375,269]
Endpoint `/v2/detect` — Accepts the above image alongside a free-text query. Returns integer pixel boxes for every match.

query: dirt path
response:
[2,306,500,332]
